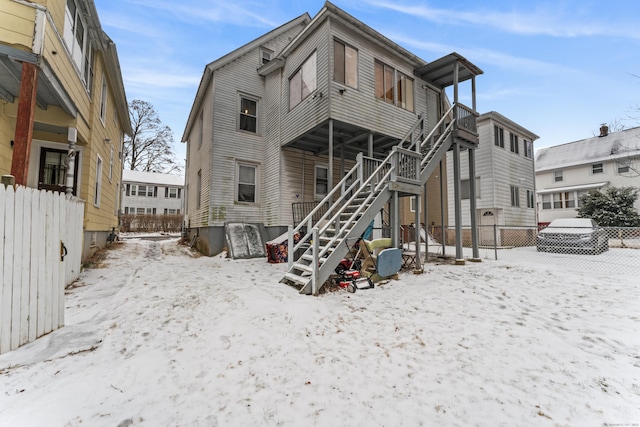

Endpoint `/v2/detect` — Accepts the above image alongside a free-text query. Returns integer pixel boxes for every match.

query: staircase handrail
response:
[289,150,395,262]
[418,104,455,153]
[420,121,455,169]
[289,163,361,254]
[316,156,394,259]
[397,114,425,151]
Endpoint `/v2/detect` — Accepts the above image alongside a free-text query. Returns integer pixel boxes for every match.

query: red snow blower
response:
[334,241,374,293]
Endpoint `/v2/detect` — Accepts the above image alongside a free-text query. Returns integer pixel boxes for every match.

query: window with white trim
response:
[239,96,258,133]
[543,189,593,209]
[617,162,630,174]
[109,145,113,181]
[237,163,257,203]
[494,126,504,148]
[289,52,317,110]
[510,185,520,207]
[64,0,93,90]
[100,75,107,123]
[260,48,272,65]
[333,40,358,88]
[577,190,590,207]
[315,165,328,199]
[165,187,180,198]
[461,178,481,200]
[524,140,533,159]
[526,190,535,208]
[509,133,519,154]
[410,196,417,212]
[592,163,603,174]
[374,60,414,112]
[554,170,563,182]
[94,155,103,207]
[196,169,202,209]
[131,185,156,197]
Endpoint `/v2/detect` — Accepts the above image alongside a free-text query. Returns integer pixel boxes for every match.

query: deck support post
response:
[452,140,464,263]
[468,147,480,260]
[11,61,38,186]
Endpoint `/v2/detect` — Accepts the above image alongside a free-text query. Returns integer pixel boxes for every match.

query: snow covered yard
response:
[0,238,638,427]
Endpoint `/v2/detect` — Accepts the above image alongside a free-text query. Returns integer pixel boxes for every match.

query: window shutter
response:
[153,208,156,215]
[126,184,130,196]
[178,189,182,198]
[165,187,168,198]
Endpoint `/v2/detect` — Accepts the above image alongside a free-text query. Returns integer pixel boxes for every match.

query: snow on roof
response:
[535,126,640,172]
[122,170,184,187]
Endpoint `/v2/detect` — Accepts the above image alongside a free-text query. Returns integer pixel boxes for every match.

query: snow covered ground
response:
[0,237,638,426]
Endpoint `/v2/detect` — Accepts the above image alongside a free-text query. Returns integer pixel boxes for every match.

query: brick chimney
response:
[599,124,609,137]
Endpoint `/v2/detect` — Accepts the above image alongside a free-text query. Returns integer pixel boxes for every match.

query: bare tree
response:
[124,99,182,173]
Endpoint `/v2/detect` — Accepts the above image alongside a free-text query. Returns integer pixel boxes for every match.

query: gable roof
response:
[278,1,426,68]
[535,126,640,172]
[123,170,184,186]
[477,111,539,142]
[181,13,311,140]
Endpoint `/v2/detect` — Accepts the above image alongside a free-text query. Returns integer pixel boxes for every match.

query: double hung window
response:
[374,61,414,111]
[289,52,317,110]
[334,40,358,88]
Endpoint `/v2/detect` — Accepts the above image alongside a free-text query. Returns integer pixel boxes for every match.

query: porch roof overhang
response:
[536,182,608,194]
[414,52,483,89]
[0,45,77,118]
[284,118,403,160]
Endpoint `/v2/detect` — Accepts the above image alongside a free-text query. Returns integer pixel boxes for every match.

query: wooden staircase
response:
[281,104,470,295]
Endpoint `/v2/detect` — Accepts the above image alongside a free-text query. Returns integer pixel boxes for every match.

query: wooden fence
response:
[0,185,84,355]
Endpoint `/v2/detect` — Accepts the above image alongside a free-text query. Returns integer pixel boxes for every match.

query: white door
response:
[480,210,496,246]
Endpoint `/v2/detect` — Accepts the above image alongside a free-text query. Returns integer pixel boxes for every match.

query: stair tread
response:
[283,273,309,285]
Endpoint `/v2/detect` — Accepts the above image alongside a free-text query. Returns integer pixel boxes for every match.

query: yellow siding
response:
[83,55,125,232]
[0,0,129,262]
[0,104,14,174]
[0,0,36,50]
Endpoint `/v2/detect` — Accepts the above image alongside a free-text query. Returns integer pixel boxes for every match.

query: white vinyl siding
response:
[449,115,537,226]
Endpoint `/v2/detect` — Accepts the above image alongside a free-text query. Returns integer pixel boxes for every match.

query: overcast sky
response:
[94,0,640,169]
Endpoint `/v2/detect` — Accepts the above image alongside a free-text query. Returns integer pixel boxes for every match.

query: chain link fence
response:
[409,225,640,275]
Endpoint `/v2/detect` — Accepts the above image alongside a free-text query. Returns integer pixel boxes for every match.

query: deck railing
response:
[454,102,478,134]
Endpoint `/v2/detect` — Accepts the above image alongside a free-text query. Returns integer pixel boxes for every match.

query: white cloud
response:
[124,70,202,90]
[126,0,282,28]
[362,0,640,39]
[386,32,579,76]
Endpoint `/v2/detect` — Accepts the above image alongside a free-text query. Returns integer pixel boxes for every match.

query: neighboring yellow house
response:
[0,0,131,260]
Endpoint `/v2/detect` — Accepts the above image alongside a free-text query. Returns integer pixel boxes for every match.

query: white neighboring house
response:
[121,170,185,216]
[535,125,640,224]
[446,111,539,237]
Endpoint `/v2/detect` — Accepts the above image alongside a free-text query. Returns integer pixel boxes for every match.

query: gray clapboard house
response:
[446,112,539,243]
[182,1,483,294]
